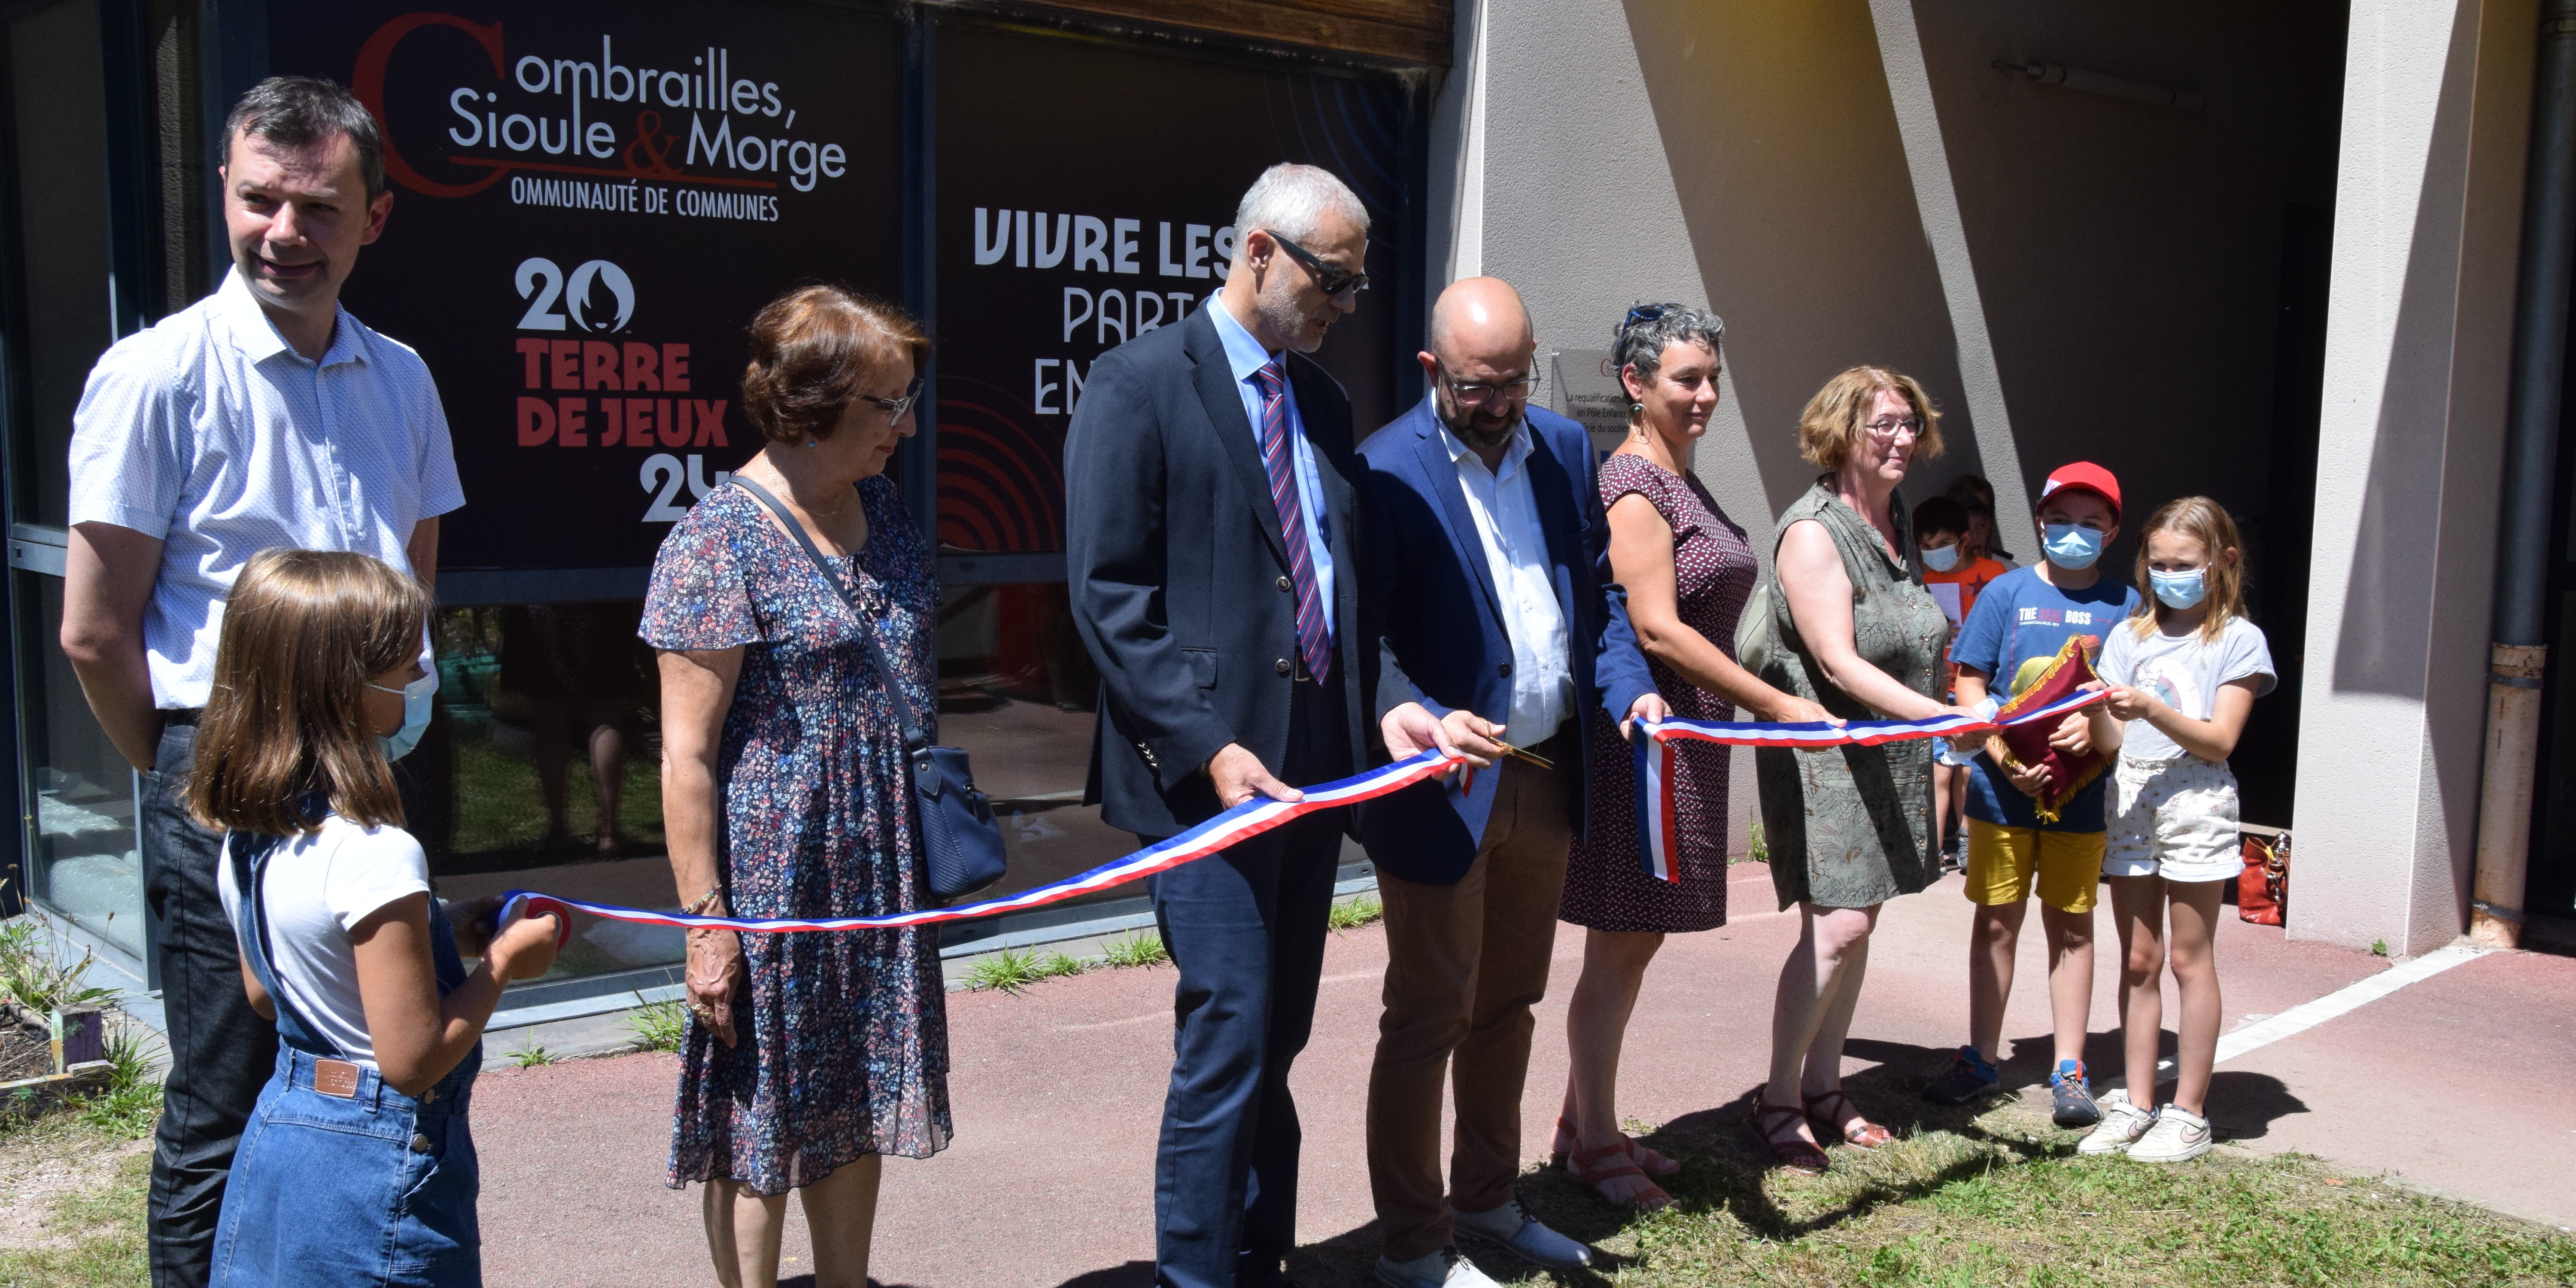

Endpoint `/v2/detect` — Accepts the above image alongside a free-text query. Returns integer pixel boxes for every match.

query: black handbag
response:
[732,477,1008,900]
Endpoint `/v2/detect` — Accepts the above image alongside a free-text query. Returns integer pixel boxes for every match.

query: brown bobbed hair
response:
[2129,495,2249,644]
[189,549,427,837]
[1797,366,1945,470]
[740,284,929,446]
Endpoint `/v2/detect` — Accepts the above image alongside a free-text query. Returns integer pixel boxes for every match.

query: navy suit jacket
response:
[1355,397,1656,884]
[1064,305,1372,838]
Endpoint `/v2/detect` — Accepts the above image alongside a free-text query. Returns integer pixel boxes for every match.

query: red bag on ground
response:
[2239,832,2290,925]
[1990,635,2109,824]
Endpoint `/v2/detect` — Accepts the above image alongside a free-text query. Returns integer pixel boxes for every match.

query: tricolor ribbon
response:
[494,747,1464,935]
[1630,688,2108,883]
[494,688,2113,936]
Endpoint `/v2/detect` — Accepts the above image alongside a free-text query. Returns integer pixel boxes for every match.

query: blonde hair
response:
[1797,366,1945,469]
[189,549,428,836]
[2128,496,2248,643]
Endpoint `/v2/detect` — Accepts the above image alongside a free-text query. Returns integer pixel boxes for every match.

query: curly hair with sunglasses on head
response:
[1612,303,1724,391]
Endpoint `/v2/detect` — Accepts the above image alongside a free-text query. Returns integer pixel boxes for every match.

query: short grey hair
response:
[1233,163,1370,251]
[1612,303,1724,385]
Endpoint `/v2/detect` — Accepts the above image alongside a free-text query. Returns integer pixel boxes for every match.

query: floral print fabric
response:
[641,476,952,1194]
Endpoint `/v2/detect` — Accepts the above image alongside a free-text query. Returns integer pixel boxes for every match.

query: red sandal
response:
[1804,1088,1893,1149]
[1566,1139,1674,1210]
[1744,1100,1828,1176]
[1551,1116,1682,1176]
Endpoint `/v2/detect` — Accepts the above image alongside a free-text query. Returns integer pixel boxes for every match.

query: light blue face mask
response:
[2041,523,2105,570]
[368,673,437,761]
[2151,567,2208,609]
[1921,541,1962,573]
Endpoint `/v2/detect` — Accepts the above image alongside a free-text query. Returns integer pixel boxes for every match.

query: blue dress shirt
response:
[1206,296,1336,642]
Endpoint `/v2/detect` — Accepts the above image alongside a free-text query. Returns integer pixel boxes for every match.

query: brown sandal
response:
[1551,1116,1681,1176]
[1804,1088,1893,1149]
[1745,1101,1829,1175]
[1566,1140,1674,1210]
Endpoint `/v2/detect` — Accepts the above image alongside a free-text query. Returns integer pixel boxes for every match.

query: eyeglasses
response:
[1267,233,1370,298]
[1623,303,1670,328]
[1440,368,1543,403]
[1864,416,1924,442]
[859,380,924,422]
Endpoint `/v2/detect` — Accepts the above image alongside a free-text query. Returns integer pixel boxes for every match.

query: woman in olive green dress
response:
[1747,366,1966,1174]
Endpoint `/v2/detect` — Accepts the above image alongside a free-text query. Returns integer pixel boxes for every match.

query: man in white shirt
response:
[59,76,462,1288]
[1356,279,1662,1288]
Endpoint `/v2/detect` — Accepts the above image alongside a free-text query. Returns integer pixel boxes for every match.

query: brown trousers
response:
[1364,754,1571,1261]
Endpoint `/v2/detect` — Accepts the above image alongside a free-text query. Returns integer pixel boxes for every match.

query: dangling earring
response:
[805,439,820,449]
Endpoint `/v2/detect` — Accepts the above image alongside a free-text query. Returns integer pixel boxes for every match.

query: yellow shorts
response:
[1963,820,2104,913]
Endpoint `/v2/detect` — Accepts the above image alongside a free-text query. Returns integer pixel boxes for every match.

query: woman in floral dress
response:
[1553,305,1836,1209]
[644,285,947,1288]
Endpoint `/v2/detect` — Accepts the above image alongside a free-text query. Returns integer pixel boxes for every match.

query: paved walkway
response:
[471,866,2576,1285]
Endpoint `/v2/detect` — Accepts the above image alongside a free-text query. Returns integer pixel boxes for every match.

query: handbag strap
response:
[730,475,929,754]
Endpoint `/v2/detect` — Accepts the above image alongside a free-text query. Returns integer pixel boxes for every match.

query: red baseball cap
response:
[2038,462,2121,517]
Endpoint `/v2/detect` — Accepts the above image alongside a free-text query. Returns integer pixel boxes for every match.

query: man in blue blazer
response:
[1066,164,1378,1288]
[1358,278,1664,1288]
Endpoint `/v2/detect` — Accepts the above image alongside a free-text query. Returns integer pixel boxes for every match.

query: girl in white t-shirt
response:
[193,549,560,1288]
[2081,498,2275,1164]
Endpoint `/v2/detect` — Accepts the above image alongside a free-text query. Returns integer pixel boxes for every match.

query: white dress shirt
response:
[1206,296,1335,637]
[67,268,465,709]
[1437,420,1571,746]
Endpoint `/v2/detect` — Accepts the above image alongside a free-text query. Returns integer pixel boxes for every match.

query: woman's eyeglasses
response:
[1267,233,1370,298]
[1865,416,1924,442]
[859,380,925,422]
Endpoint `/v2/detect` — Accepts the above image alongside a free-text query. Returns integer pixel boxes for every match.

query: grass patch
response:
[73,1026,162,1140]
[1744,821,1770,866]
[1327,894,1383,934]
[0,1116,150,1288]
[1100,931,1169,969]
[509,1040,557,1068]
[628,988,688,1053]
[962,947,1090,994]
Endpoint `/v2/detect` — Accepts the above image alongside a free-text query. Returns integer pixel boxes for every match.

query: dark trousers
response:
[143,722,278,1288]
[1150,675,1350,1288]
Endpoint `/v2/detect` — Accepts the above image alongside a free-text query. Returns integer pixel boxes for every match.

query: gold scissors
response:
[1490,741,1554,771]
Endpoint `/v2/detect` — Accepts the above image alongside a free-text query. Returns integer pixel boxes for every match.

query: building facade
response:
[0,0,2564,1016]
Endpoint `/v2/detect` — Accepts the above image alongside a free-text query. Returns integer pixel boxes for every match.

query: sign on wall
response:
[931,24,1412,556]
[270,1,903,573]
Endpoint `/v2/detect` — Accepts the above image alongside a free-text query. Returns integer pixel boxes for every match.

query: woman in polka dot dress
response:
[1551,305,1838,1209]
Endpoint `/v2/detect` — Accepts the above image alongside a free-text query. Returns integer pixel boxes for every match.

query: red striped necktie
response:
[1255,361,1331,683]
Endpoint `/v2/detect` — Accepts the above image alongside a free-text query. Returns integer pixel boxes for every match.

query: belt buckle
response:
[313,1058,361,1098]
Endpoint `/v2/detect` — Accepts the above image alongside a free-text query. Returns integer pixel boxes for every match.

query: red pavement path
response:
[473,866,2575,1286]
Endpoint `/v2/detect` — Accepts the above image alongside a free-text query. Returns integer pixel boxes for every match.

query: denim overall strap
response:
[229,831,343,1057]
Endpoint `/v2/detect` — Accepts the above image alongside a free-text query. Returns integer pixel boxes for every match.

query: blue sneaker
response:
[1921,1045,2000,1105]
[2050,1059,2102,1127]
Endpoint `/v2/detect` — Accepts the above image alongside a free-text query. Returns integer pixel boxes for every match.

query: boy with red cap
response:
[1922,462,2134,1123]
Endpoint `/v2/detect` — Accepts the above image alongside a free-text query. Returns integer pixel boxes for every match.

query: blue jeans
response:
[210,1044,483,1287]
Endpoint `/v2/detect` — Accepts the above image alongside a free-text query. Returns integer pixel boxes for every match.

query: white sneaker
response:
[1452,1197,1592,1270]
[2077,1089,2156,1156]
[1374,1247,1504,1288]
[2126,1104,2214,1163]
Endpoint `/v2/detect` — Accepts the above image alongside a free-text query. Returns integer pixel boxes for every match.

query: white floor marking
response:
[2213,942,2490,1065]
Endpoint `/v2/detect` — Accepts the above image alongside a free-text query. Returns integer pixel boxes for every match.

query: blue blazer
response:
[1355,397,1656,884]
[1065,305,1373,838]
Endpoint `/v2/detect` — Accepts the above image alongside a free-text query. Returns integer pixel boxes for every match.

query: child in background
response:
[1944,474,2016,564]
[1916,495,2009,870]
[2082,498,2275,1163]
[1924,463,2134,1126]
[197,549,560,1288]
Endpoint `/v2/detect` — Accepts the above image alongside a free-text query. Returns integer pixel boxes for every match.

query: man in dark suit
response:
[1065,163,1377,1288]
[1358,278,1664,1288]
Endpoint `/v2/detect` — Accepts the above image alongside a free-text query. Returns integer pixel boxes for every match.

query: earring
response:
[805,439,820,449]
[1630,402,1645,415]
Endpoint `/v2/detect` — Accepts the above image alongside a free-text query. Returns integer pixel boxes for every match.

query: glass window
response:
[8,0,114,529]
[19,574,143,959]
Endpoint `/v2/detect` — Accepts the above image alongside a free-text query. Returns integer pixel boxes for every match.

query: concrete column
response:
[2292,0,2532,953]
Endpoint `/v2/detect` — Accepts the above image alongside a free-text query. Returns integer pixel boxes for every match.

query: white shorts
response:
[2104,755,2243,883]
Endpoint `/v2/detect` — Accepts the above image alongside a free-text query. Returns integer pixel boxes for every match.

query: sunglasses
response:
[1267,233,1370,298]
[858,380,924,422]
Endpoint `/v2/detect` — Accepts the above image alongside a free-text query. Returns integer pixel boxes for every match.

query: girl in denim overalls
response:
[191,549,562,1288]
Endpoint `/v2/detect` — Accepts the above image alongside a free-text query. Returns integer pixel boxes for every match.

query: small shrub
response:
[0,901,120,1015]
[2370,938,2390,957]
[1747,822,1770,865]
[1032,951,1087,981]
[510,1041,556,1068]
[628,989,688,1053]
[1100,931,1169,969]
[75,1025,164,1139]
[1328,894,1384,933]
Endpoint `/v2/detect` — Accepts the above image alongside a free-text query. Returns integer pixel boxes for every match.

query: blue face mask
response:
[368,673,437,761]
[2041,523,2105,570]
[2151,568,2208,609]
[1921,541,1962,573]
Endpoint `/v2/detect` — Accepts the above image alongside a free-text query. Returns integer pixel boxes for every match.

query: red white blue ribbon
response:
[495,747,1463,935]
[1631,688,2107,883]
